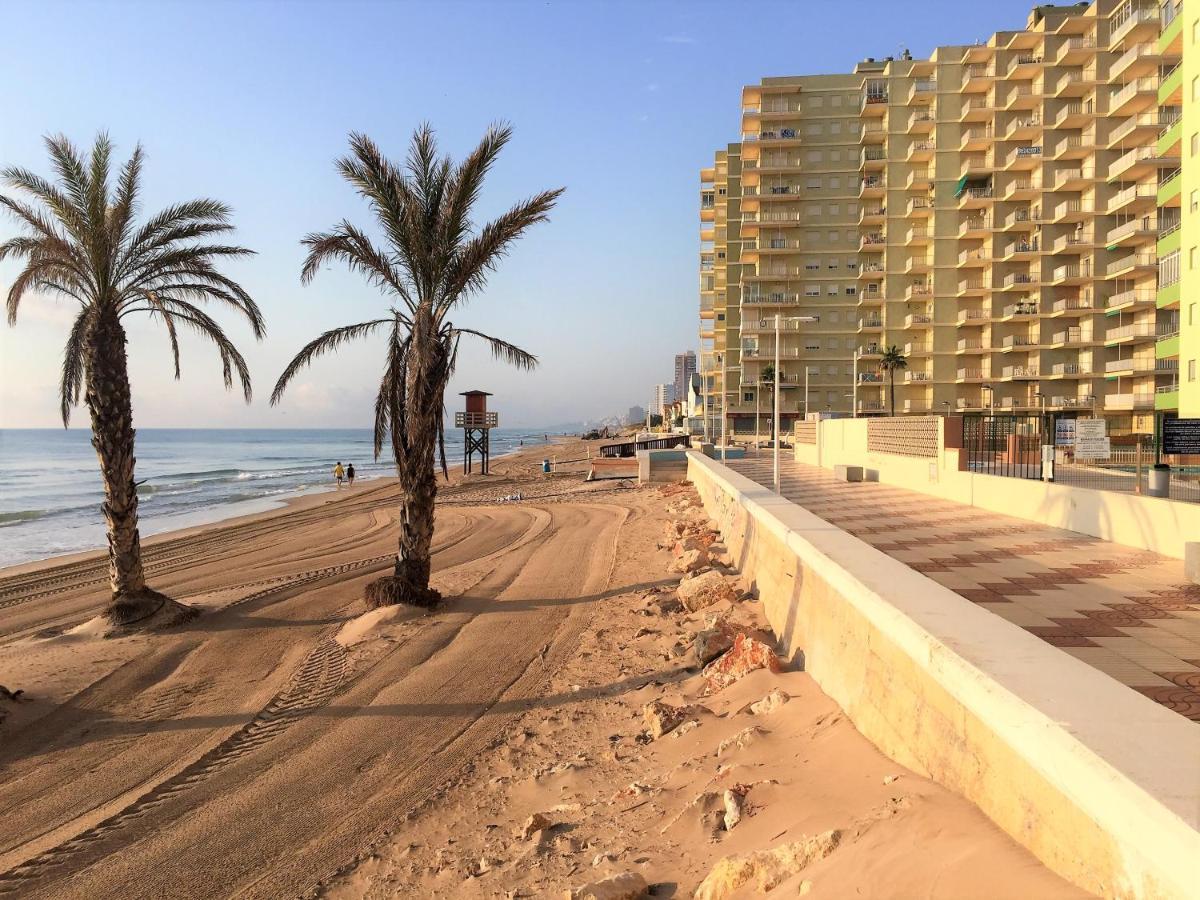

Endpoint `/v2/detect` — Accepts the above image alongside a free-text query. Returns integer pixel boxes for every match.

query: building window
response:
[743,392,754,402]
[1192,133,1199,156]
[827,286,838,296]
[805,287,820,296]
[830,122,842,135]
[829,150,842,162]
[805,261,819,270]
[845,286,857,295]
[807,177,820,189]
[831,95,843,107]
[1192,190,1199,212]
[1192,247,1197,270]
[828,312,840,323]
[828,230,838,242]
[807,150,822,162]
[827,258,838,269]
[809,95,824,108]
[805,123,822,136]
[1161,249,1181,287]
[1190,302,1196,325]
[1193,76,1200,101]
[828,176,840,189]
[1190,359,1197,382]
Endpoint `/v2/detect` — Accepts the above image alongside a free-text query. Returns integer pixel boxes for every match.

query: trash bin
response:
[1147,464,1170,498]
[542,459,551,474]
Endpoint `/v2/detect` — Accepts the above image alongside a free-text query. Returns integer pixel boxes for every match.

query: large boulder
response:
[671,548,710,574]
[564,871,649,900]
[693,620,738,666]
[676,570,737,612]
[702,634,781,694]
[749,688,790,716]
[694,831,842,899]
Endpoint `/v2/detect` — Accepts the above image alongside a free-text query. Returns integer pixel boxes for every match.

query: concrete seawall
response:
[686,450,1200,899]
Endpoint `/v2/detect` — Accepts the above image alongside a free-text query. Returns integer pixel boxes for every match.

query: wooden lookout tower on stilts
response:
[455,390,498,475]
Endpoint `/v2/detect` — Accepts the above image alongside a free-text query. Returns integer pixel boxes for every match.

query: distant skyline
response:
[2,0,1037,428]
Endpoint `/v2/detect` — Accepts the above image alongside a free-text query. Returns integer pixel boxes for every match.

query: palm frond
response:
[271,318,391,405]
[452,327,538,370]
[59,307,93,426]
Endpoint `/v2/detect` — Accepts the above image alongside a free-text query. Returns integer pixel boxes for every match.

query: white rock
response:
[722,789,744,831]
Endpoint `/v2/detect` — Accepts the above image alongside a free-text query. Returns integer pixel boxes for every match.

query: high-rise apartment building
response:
[673,351,697,409]
[651,383,675,419]
[700,0,1198,434]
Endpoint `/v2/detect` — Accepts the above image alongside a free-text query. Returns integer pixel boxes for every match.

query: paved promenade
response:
[728,455,1200,723]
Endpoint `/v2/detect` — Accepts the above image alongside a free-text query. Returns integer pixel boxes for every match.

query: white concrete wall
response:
[687,451,1200,899]
[795,418,1197,560]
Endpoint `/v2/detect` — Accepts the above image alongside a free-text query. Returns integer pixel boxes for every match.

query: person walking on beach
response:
[333,461,345,487]
[346,463,356,486]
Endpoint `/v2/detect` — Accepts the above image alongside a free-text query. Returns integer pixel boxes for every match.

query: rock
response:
[651,595,684,616]
[672,535,705,557]
[717,726,764,757]
[518,812,555,840]
[722,789,744,831]
[883,774,901,785]
[676,570,737,612]
[694,618,735,659]
[564,870,649,900]
[749,688,790,716]
[694,830,842,900]
[673,719,700,738]
[642,700,691,739]
[592,851,617,867]
[703,634,781,694]
[671,547,710,574]
[799,879,814,895]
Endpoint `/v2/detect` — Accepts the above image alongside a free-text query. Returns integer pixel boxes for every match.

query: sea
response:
[0,427,556,569]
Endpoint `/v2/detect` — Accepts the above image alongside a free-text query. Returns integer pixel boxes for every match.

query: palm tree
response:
[759,363,775,442]
[1,134,263,625]
[878,345,909,416]
[272,125,562,609]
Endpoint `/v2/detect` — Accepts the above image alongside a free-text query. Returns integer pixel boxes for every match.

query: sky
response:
[0,0,1034,429]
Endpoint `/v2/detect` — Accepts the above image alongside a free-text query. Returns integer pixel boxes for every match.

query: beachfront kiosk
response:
[455,390,498,475]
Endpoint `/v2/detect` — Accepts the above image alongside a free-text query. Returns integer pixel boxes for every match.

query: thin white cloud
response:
[645,82,660,92]
[662,33,695,44]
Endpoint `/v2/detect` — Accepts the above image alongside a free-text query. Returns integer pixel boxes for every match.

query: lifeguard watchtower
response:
[454,390,498,474]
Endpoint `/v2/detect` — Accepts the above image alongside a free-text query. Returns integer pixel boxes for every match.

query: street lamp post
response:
[772,313,819,495]
[852,349,859,418]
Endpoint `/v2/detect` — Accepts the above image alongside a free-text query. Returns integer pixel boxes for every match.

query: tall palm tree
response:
[272,125,562,609]
[878,345,909,416]
[0,134,263,625]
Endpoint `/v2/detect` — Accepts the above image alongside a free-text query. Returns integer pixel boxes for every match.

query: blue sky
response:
[1,0,1032,428]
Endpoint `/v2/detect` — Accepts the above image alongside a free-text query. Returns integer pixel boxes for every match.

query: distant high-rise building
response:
[627,405,646,425]
[673,351,697,407]
[700,0,1194,431]
[651,384,675,418]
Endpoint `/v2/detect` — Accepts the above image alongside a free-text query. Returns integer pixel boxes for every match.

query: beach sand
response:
[0,441,1085,898]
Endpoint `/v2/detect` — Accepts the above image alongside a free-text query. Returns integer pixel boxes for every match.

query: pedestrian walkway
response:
[728,455,1200,723]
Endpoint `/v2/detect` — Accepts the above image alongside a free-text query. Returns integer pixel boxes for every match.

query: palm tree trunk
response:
[83,311,149,618]
[889,369,896,416]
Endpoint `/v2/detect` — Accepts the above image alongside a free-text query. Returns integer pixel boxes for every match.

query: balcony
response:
[1109,41,1159,81]
[1002,302,1040,318]
[1050,133,1089,159]
[1002,176,1042,200]
[903,371,933,383]
[957,337,986,352]
[743,292,801,306]
[1109,76,1159,115]
[905,282,934,301]
[904,313,933,328]
[960,127,994,151]
[1109,3,1160,45]
[1005,145,1044,170]
[859,176,886,198]
[1049,362,1089,377]
[1105,253,1156,277]
[1105,287,1156,310]
[1051,297,1094,315]
[1051,261,1093,283]
[1105,216,1157,245]
[1105,392,1155,411]
[905,226,931,245]
[904,341,931,356]
[1051,198,1093,222]
[860,232,887,249]
[859,205,886,224]
[857,344,882,358]
[904,254,932,274]
[957,186,994,208]
[956,280,991,298]
[860,148,887,170]
[1000,365,1040,379]
[1000,271,1041,290]
[907,79,937,103]
[1055,36,1096,65]
[1002,208,1039,230]
[959,247,989,267]
[1158,167,1182,206]
[959,216,991,237]
[860,123,886,144]
[907,197,934,217]
[857,317,884,331]
[1105,322,1158,343]
[906,139,936,163]
[908,111,936,133]
[1054,101,1092,129]
[1047,326,1091,346]
[959,97,992,122]
[1051,232,1093,254]
[957,368,988,381]
[962,64,997,91]
[1004,115,1042,140]
[861,91,889,115]
[957,308,991,324]
[1003,238,1040,259]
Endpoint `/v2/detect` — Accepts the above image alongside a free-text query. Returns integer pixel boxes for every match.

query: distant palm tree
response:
[0,134,263,625]
[759,363,775,440]
[878,345,909,416]
[272,125,562,609]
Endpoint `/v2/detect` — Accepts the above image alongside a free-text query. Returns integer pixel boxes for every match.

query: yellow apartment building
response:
[700,0,1197,435]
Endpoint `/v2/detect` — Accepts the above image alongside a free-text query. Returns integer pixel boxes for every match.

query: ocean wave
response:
[0,509,48,526]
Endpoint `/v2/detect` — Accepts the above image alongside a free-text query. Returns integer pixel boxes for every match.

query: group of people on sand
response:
[332,461,356,488]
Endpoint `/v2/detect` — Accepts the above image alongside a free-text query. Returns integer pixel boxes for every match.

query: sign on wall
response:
[1054,418,1076,447]
[1074,418,1110,459]
[1162,418,1200,456]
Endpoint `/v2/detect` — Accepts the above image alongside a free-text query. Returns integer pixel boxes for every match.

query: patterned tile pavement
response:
[727,456,1200,724]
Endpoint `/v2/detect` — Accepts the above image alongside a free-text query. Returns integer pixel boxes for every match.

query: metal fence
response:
[961,413,1200,503]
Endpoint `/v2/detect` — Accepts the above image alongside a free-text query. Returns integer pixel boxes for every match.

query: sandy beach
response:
[0,440,1083,898]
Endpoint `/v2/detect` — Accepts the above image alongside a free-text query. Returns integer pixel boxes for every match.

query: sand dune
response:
[0,442,1085,897]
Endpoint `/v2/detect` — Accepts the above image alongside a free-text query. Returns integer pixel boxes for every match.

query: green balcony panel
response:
[1156,334,1180,359]
[1155,389,1179,411]
[1158,228,1181,256]
[1160,11,1183,53]
[1158,118,1183,157]
[1157,281,1180,308]
[1157,173,1182,207]
[1158,64,1183,106]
